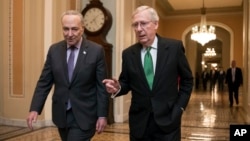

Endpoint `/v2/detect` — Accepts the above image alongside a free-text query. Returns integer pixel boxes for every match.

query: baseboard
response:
[0,116,55,128]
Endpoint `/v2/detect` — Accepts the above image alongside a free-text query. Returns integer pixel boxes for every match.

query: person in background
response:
[26,10,109,141]
[209,67,218,91]
[103,5,193,141]
[225,60,243,107]
[201,68,209,91]
[218,67,226,91]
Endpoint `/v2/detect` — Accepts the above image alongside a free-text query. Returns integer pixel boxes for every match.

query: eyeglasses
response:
[131,21,151,29]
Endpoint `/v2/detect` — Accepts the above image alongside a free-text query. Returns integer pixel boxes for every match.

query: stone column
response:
[243,0,250,122]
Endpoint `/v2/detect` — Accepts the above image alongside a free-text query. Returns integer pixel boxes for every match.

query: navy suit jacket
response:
[115,35,193,138]
[29,39,109,130]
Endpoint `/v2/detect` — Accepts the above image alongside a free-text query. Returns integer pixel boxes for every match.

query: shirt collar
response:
[142,36,158,52]
[151,36,158,49]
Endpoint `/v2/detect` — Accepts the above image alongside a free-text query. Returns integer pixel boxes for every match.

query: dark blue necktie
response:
[67,46,75,110]
[144,47,154,90]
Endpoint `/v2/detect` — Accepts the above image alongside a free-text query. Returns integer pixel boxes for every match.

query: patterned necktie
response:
[68,46,75,82]
[144,47,154,90]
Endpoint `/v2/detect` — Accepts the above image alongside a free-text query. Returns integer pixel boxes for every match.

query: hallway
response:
[0,87,248,141]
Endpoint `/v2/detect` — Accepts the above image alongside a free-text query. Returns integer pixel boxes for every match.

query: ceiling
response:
[153,0,243,66]
[168,0,242,10]
[156,0,243,17]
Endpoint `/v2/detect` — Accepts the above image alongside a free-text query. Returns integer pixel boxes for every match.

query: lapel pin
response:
[83,51,86,54]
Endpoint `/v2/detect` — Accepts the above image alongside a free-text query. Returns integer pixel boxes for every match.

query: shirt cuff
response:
[111,86,121,98]
[180,107,184,111]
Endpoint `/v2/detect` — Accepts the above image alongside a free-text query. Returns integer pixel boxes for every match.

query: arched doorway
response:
[183,23,233,88]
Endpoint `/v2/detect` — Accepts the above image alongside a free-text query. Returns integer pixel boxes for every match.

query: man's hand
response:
[96,117,107,134]
[102,78,120,94]
[26,111,38,130]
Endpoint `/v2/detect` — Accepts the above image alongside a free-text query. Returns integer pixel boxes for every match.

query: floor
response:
[0,86,248,141]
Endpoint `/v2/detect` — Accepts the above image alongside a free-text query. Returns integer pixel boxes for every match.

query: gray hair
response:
[61,10,84,26]
[132,6,159,22]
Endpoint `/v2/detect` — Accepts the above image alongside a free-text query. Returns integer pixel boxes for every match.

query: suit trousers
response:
[228,83,239,106]
[58,109,95,141]
[130,113,181,141]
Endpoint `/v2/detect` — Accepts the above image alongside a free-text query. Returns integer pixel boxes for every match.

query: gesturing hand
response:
[102,78,120,94]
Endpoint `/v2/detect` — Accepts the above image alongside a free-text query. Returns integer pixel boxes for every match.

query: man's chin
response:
[67,41,76,46]
[138,40,148,45]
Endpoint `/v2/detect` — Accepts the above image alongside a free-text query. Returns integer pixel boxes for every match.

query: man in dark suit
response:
[218,67,226,91]
[209,67,218,91]
[103,6,193,141]
[201,68,209,90]
[225,60,243,107]
[26,10,109,141]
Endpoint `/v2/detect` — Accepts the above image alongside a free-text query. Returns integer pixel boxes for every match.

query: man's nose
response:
[68,29,73,36]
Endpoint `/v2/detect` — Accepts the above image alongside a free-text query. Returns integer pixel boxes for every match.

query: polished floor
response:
[0,86,248,141]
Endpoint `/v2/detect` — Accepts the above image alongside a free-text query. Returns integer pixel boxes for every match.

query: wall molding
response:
[0,116,55,127]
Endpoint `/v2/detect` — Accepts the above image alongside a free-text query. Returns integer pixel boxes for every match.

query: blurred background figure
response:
[218,67,226,91]
[210,67,218,91]
[195,72,200,90]
[201,68,209,91]
[225,60,243,107]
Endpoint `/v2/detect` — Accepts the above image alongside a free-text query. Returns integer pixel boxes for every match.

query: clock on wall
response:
[81,0,112,36]
[83,7,105,32]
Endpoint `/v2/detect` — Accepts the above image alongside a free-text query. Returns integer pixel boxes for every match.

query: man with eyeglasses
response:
[103,5,193,141]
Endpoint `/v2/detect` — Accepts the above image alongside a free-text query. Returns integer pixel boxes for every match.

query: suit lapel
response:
[132,38,170,91]
[153,38,170,90]
[59,43,70,83]
[131,45,150,89]
[70,40,88,84]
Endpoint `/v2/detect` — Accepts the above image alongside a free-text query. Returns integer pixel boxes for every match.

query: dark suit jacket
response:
[201,71,209,81]
[209,70,218,83]
[116,35,193,138]
[29,39,109,130]
[225,67,243,87]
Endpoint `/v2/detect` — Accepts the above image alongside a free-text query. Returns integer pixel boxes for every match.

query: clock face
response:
[83,7,105,32]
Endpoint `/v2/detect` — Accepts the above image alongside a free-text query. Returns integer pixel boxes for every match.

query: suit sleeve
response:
[95,47,109,117]
[176,41,193,110]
